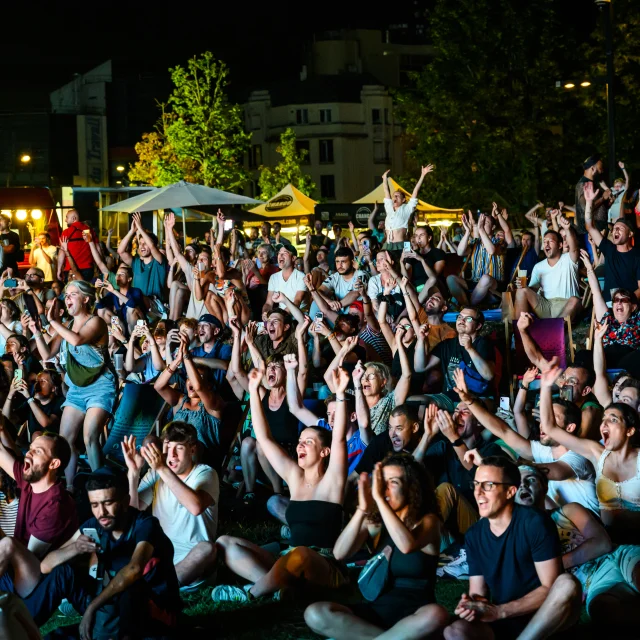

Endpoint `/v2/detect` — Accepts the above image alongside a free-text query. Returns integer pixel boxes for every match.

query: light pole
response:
[595,0,616,185]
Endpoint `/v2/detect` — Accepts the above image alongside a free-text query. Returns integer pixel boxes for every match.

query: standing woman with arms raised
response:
[213,364,350,602]
[29,281,116,489]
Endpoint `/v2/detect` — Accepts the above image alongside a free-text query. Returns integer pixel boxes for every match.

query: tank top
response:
[595,449,640,511]
[261,390,299,445]
[286,500,343,549]
[377,526,437,595]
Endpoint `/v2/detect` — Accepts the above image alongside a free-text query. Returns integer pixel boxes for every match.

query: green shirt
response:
[131,255,168,302]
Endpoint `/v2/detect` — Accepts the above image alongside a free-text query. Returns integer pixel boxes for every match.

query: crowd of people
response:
[0,157,639,639]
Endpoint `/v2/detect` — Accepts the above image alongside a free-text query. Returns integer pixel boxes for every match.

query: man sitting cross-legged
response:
[122,421,219,591]
[436,456,582,640]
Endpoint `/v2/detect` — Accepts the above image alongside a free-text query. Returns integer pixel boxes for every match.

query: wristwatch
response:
[519,380,529,390]
[452,437,465,447]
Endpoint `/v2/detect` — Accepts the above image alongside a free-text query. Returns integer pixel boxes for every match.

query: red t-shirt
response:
[61,221,96,271]
[13,459,78,552]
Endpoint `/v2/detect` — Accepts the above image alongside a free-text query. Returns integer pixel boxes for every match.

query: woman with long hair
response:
[305,453,448,640]
[29,280,116,489]
[211,364,350,602]
[535,358,640,544]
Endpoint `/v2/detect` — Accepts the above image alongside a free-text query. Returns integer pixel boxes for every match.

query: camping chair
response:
[507,317,574,402]
[102,382,168,464]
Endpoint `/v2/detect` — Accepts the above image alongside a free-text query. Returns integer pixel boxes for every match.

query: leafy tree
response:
[129,52,250,190]
[258,128,316,200]
[396,0,585,210]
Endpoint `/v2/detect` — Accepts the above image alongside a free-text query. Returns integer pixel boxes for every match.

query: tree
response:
[258,128,316,200]
[129,52,251,190]
[395,0,585,210]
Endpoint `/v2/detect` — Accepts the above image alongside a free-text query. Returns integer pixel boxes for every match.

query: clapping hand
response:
[452,367,471,401]
[540,357,562,388]
[357,472,374,515]
[423,404,439,439]
[165,213,175,229]
[436,410,458,443]
[371,462,385,503]
[132,212,143,231]
[353,360,365,388]
[522,366,538,388]
[140,442,166,472]
[332,366,350,394]
[121,435,145,475]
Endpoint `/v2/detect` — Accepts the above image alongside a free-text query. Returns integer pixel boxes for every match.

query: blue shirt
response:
[190,342,232,390]
[317,418,367,475]
[132,255,168,302]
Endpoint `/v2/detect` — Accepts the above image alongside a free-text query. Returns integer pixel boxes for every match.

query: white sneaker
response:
[58,598,78,617]
[211,584,252,603]
[442,549,469,579]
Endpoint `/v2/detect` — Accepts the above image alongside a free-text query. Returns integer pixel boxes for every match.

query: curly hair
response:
[377,453,440,529]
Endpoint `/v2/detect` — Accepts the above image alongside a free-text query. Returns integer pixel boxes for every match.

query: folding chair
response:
[507,317,573,401]
[102,382,168,464]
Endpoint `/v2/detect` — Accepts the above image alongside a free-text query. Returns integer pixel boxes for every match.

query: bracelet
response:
[27,397,35,404]
[32,332,42,339]
[356,507,371,516]
[519,380,529,391]
[354,385,362,390]
[336,397,347,402]
[452,437,465,447]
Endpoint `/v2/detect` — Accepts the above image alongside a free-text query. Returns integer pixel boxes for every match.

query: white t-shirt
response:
[530,440,599,514]
[185,269,212,320]
[268,269,308,307]
[383,197,419,231]
[31,246,58,282]
[0,320,22,357]
[367,274,401,299]
[529,252,579,300]
[322,270,369,301]
[138,463,219,564]
[608,188,626,223]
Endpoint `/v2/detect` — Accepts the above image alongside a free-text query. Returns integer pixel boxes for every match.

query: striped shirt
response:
[359,326,393,366]
[469,237,506,282]
[0,492,19,537]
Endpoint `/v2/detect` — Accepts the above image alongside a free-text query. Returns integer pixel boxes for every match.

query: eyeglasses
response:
[458,315,477,324]
[398,324,412,330]
[613,297,632,304]
[470,481,513,492]
[362,373,380,381]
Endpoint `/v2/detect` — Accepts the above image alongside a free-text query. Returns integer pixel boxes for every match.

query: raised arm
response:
[513,367,538,439]
[516,313,550,370]
[414,324,432,373]
[228,318,249,393]
[583,182,603,247]
[87,237,109,275]
[284,353,319,427]
[580,249,607,321]
[476,214,496,255]
[538,361,602,465]
[323,336,358,392]
[117,221,137,266]
[352,361,373,445]
[325,367,349,482]
[592,319,612,408]
[619,161,630,194]
[456,214,472,256]
[381,169,391,200]
[132,212,163,264]
[393,327,412,406]
[452,369,533,459]
[376,292,397,351]
[271,291,304,325]
[524,202,544,227]
[153,346,185,407]
[183,349,223,415]
[247,366,299,483]
[367,202,379,232]
[59,240,84,281]
[558,214,579,263]
[410,165,433,199]
[495,205,514,247]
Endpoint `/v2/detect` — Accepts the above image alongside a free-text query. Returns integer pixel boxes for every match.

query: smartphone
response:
[136,319,146,327]
[256,322,267,335]
[403,242,412,253]
[13,369,23,381]
[315,312,324,323]
[362,239,370,250]
[560,386,574,402]
[82,527,101,546]
[4,279,17,288]
[111,317,119,325]
[499,396,510,412]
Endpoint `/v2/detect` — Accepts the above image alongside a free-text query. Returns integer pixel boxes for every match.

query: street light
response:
[116,165,125,172]
[16,210,27,221]
[580,81,592,87]
[20,154,31,164]
[564,83,576,89]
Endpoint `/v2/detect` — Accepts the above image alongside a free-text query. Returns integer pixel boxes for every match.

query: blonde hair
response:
[64,280,96,309]
[364,361,392,392]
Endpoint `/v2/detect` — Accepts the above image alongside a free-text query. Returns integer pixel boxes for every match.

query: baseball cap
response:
[612,218,634,233]
[279,244,298,257]
[198,314,223,330]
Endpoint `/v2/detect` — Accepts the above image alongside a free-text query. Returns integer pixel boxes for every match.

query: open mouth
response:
[477,498,488,509]
[518,490,532,503]
[602,429,610,446]
[391,438,402,449]
[362,383,372,392]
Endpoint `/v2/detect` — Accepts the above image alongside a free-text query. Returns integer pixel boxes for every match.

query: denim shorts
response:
[62,372,117,415]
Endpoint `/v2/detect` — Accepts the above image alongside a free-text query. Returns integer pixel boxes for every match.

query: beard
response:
[24,463,47,483]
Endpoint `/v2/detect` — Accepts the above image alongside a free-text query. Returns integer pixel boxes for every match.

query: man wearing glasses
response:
[415,306,494,412]
[441,456,581,640]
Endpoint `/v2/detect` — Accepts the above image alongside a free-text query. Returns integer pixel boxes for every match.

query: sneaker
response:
[58,598,78,617]
[280,525,291,540]
[211,584,252,603]
[443,549,469,579]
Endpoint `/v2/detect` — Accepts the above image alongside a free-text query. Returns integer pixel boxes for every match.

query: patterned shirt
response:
[469,237,506,283]
[370,393,396,435]
[600,309,640,350]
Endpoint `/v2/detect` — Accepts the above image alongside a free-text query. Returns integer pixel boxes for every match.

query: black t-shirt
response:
[0,231,22,271]
[392,341,425,395]
[82,508,180,612]
[425,435,506,506]
[465,504,561,605]
[405,248,446,286]
[431,335,495,399]
[598,238,640,302]
[27,395,64,436]
[355,431,394,474]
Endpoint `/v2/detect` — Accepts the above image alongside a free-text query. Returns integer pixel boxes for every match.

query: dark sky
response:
[3,0,594,110]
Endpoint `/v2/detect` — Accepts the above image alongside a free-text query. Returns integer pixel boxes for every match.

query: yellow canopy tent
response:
[249,184,317,219]
[353,178,462,225]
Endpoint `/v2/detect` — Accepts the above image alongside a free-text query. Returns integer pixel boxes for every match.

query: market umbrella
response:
[100,180,262,239]
[249,183,317,218]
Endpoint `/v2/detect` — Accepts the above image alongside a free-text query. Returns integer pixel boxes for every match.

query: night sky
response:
[3,0,594,111]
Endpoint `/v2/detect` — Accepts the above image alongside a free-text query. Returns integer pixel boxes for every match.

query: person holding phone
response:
[95,264,146,335]
[12,268,48,323]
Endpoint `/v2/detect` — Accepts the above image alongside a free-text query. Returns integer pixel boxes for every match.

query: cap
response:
[279,244,298,257]
[582,154,601,170]
[198,314,223,329]
[612,218,635,232]
[349,301,364,315]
